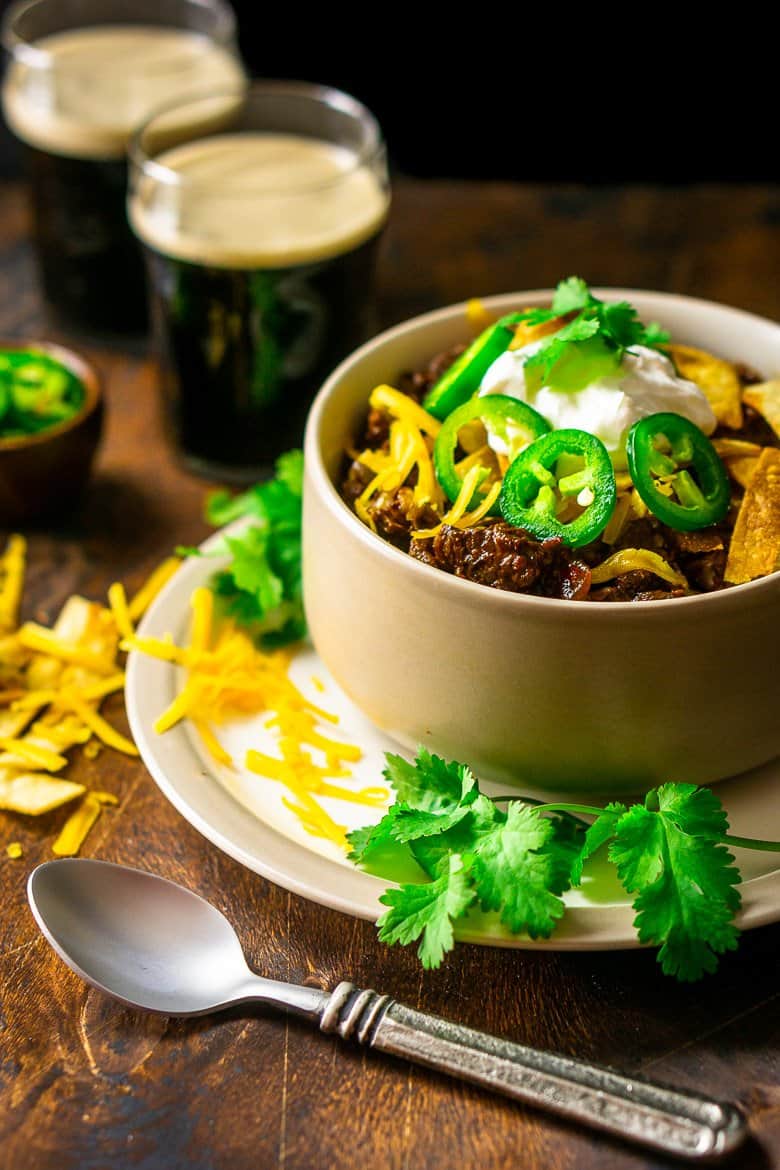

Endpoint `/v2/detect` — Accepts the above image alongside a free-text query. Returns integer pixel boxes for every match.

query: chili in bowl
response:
[302,287,780,794]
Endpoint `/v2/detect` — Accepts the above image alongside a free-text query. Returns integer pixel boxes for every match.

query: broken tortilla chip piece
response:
[742,380,780,439]
[0,773,85,815]
[726,456,760,490]
[724,448,780,584]
[712,438,763,459]
[668,344,743,430]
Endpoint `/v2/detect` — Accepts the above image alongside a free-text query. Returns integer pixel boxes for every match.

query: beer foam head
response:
[2,25,245,159]
[129,132,390,269]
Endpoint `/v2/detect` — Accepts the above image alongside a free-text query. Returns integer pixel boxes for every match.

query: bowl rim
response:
[305,286,780,620]
[0,337,102,451]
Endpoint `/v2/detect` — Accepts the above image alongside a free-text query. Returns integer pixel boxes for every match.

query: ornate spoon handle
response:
[319,982,746,1162]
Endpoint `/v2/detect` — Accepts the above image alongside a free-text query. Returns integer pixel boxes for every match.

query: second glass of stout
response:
[128,83,390,479]
[1,0,245,335]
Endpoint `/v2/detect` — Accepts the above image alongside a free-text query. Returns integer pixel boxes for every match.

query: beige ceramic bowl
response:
[303,290,780,793]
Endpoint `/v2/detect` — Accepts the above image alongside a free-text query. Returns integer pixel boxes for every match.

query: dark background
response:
[0,0,777,183]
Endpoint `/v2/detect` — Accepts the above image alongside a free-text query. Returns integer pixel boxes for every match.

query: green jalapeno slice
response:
[499,428,617,548]
[433,394,551,508]
[626,412,729,531]
[422,313,525,420]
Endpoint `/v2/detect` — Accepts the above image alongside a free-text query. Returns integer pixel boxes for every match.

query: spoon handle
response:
[319,982,745,1162]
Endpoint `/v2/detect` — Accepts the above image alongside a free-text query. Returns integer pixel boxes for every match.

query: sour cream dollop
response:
[478,342,717,469]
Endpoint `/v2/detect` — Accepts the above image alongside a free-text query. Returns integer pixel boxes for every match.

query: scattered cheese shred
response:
[52,794,102,856]
[107,582,135,641]
[127,557,182,621]
[91,790,119,805]
[16,624,115,675]
[63,693,138,757]
[0,737,68,772]
[0,535,26,634]
[0,565,150,853]
[6,842,22,859]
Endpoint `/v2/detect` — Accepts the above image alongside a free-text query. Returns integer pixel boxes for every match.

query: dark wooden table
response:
[1,179,779,1170]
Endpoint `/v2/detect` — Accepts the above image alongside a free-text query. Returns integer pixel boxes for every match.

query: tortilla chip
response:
[724,448,780,583]
[713,438,762,459]
[726,456,760,490]
[0,772,85,815]
[668,344,743,429]
[742,380,780,438]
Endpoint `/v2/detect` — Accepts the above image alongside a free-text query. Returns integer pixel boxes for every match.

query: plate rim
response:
[125,526,780,952]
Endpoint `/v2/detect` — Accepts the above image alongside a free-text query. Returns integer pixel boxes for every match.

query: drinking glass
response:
[1,0,245,334]
[128,81,390,479]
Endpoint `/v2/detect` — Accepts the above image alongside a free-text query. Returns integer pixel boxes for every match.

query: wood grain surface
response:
[1,179,779,1170]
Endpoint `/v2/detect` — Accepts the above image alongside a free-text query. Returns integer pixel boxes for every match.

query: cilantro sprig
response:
[519,276,670,394]
[349,749,780,981]
[181,450,306,648]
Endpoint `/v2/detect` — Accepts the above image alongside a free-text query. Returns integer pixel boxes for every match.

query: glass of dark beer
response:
[1,0,245,335]
[128,82,390,479]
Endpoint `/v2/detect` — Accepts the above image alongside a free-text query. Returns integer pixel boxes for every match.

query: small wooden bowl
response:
[0,339,103,525]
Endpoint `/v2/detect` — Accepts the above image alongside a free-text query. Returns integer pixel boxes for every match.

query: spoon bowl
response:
[29,858,266,1015]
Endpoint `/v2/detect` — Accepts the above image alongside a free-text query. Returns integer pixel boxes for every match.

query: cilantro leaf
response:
[409,793,499,879]
[383,749,476,813]
[642,321,671,348]
[551,276,594,315]
[274,448,304,495]
[609,784,741,981]
[347,806,404,864]
[469,802,567,937]
[570,801,628,885]
[225,528,283,613]
[189,450,305,648]
[377,854,476,969]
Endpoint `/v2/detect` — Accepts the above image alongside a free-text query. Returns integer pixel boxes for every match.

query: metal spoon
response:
[28,858,746,1162]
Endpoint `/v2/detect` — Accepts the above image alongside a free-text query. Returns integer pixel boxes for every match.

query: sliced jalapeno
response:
[626,412,729,531]
[499,428,617,548]
[434,394,551,508]
[422,313,525,420]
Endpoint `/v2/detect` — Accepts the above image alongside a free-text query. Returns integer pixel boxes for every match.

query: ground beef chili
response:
[339,345,778,602]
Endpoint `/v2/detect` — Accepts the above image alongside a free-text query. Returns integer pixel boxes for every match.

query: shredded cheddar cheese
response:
[0,551,174,853]
[127,557,181,621]
[465,298,495,332]
[0,737,68,772]
[6,842,22,859]
[368,385,441,438]
[591,549,688,588]
[132,589,387,847]
[16,624,116,675]
[107,582,134,640]
[413,467,501,539]
[52,794,102,856]
[0,536,26,634]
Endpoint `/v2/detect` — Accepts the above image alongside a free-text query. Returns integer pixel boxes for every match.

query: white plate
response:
[126,531,780,951]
